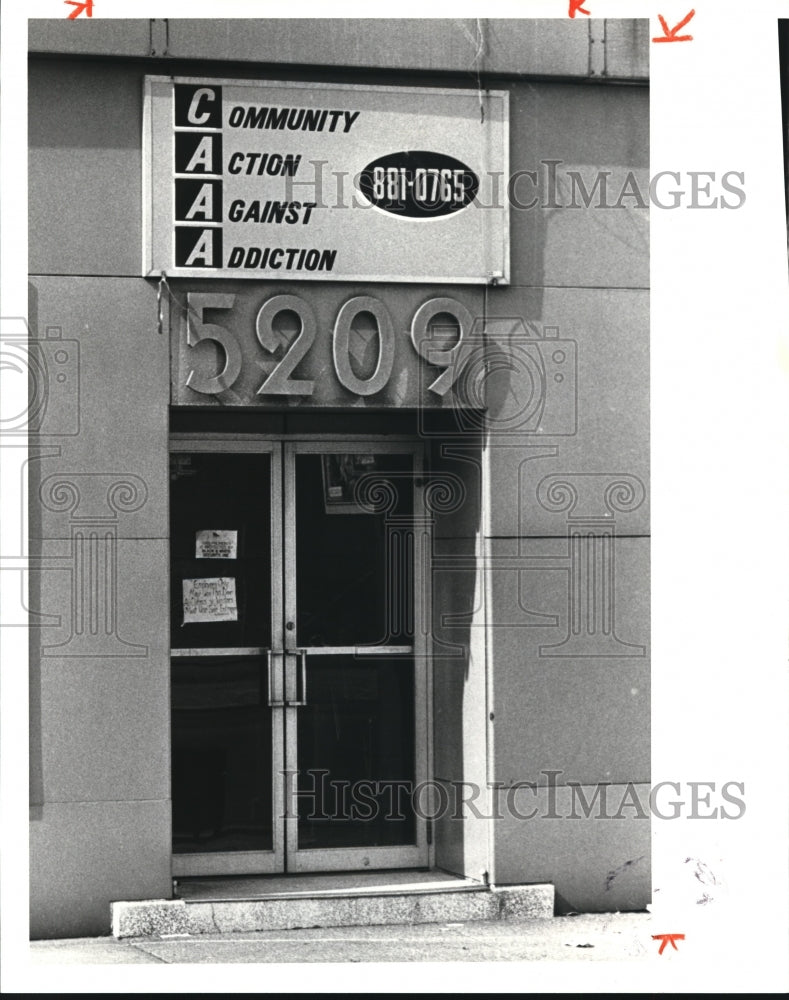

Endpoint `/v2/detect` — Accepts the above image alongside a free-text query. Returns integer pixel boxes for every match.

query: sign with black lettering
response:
[195,530,238,559]
[182,577,238,623]
[143,76,509,283]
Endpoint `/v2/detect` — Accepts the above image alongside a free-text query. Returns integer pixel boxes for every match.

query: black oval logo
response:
[358,151,480,219]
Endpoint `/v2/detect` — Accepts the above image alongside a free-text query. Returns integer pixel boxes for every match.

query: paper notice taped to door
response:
[183,577,238,623]
[195,529,238,559]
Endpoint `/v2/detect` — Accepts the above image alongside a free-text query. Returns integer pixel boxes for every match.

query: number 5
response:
[184,293,242,395]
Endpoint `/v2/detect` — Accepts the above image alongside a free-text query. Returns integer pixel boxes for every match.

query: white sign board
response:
[195,529,238,559]
[182,577,238,623]
[143,76,509,283]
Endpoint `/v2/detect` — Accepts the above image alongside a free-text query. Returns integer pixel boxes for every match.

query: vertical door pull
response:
[289,649,308,707]
[266,650,286,707]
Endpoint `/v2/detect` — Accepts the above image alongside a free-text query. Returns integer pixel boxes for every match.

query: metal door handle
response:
[288,649,307,707]
[266,650,286,708]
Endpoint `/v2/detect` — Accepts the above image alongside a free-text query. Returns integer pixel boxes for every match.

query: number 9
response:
[410,298,475,396]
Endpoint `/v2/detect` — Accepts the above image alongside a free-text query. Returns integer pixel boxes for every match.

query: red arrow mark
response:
[652,933,685,954]
[65,0,94,17]
[653,10,695,42]
[568,0,591,17]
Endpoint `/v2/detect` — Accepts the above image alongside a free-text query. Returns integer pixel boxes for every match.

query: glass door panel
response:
[170,443,283,876]
[293,452,415,648]
[285,445,428,872]
[171,656,273,854]
[170,451,272,651]
[296,654,416,850]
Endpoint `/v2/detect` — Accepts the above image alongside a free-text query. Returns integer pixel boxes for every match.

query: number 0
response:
[333,296,394,397]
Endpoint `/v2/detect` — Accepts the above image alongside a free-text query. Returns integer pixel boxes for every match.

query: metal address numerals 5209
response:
[184,292,473,398]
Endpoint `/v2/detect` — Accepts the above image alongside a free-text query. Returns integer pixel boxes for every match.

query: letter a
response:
[185,135,214,173]
[185,183,214,220]
[184,230,214,266]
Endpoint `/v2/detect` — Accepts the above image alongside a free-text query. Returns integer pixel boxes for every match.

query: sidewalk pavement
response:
[29,913,653,964]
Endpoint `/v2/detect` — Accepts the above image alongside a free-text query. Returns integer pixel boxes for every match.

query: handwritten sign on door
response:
[183,577,238,623]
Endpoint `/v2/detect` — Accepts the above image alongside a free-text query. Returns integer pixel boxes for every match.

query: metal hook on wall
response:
[157,271,168,335]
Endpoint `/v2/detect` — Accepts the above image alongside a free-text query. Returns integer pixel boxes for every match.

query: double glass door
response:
[169,438,429,876]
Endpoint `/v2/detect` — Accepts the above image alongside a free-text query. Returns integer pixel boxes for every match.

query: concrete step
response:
[111,875,554,938]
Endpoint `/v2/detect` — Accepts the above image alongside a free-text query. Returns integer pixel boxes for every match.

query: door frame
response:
[169,432,434,877]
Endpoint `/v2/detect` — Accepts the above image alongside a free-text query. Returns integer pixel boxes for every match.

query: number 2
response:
[255,295,316,396]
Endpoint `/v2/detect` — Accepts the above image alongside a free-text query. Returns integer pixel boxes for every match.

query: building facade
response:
[28,17,650,939]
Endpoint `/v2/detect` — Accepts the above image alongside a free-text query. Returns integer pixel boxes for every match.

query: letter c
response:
[187,88,215,126]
